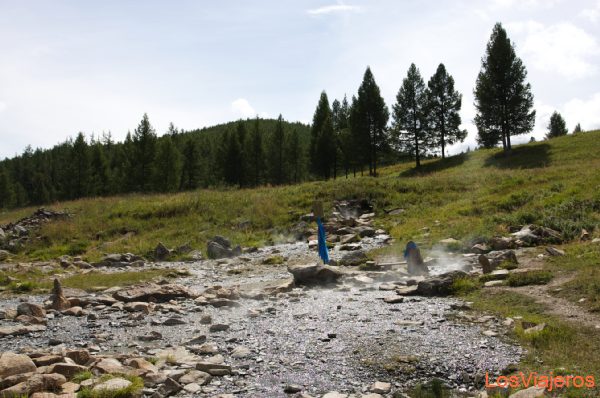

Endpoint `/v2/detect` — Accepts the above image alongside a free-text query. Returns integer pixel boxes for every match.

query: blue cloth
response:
[316,217,330,264]
[404,241,418,259]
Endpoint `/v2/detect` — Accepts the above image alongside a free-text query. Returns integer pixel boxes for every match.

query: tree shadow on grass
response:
[399,152,469,177]
[484,143,551,169]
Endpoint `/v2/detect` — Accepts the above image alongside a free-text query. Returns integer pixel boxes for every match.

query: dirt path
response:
[489,251,600,330]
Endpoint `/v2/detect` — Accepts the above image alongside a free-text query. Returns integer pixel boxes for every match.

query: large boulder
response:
[17,303,46,318]
[113,283,194,303]
[287,263,342,286]
[479,250,518,273]
[0,352,36,378]
[206,236,242,259]
[154,242,172,260]
[338,250,368,266]
[415,271,468,297]
[0,373,65,397]
[511,225,562,245]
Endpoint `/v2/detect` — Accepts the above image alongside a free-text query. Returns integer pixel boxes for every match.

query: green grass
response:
[450,276,481,295]
[72,370,93,383]
[467,290,600,385]
[77,375,143,398]
[505,270,553,287]
[0,131,598,263]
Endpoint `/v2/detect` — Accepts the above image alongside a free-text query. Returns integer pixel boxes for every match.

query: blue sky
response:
[1,0,599,158]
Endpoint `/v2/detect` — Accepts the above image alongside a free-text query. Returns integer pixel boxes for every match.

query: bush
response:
[451,277,481,295]
[506,271,553,287]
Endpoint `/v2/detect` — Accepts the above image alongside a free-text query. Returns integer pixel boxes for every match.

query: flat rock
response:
[92,377,131,392]
[0,352,36,378]
[508,386,545,398]
[0,324,46,337]
[288,263,342,286]
[370,381,391,394]
[113,283,194,303]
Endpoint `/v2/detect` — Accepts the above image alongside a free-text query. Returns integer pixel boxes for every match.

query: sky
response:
[1,0,599,159]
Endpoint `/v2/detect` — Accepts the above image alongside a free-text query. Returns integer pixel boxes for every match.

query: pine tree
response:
[222,130,243,186]
[474,22,536,151]
[71,132,90,198]
[355,67,389,176]
[132,113,157,191]
[235,121,247,186]
[393,63,430,168]
[427,64,467,158]
[268,115,286,185]
[573,122,583,134]
[155,135,182,192]
[546,111,568,139]
[0,167,15,208]
[246,116,264,186]
[89,142,109,196]
[180,138,200,190]
[310,92,334,178]
[349,95,364,176]
[285,128,303,183]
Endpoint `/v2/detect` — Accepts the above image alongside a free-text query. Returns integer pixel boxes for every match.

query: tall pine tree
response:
[155,135,182,192]
[132,113,157,191]
[268,115,286,185]
[71,132,90,198]
[393,63,430,168]
[474,22,535,151]
[427,64,467,158]
[310,92,335,179]
[354,67,389,176]
[245,116,264,186]
[180,138,200,190]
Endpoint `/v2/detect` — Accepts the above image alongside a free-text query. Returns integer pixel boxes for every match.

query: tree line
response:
[0,22,585,209]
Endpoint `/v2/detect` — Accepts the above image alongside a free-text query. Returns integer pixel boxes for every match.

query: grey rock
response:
[287,263,342,286]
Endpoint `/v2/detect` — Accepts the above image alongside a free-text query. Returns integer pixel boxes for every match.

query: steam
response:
[424,245,473,276]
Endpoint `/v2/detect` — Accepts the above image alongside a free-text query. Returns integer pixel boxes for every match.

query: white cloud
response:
[307,2,361,16]
[491,0,562,9]
[231,98,256,118]
[564,93,600,131]
[0,102,6,112]
[508,21,600,79]
[580,0,600,23]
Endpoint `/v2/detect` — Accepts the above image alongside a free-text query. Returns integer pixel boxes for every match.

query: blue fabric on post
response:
[316,217,330,264]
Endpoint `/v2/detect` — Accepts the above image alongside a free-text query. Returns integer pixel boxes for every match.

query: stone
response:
[283,384,303,393]
[484,280,504,287]
[163,317,187,326]
[322,392,348,398]
[338,250,368,266]
[195,362,231,375]
[49,279,71,311]
[395,285,419,296]
[488,237,515,250]
[508,386,545,398]
[580,229,590,241]
[415,271,468,296]
[61,382,80,394]
[17,302,46,318]
[383,296,404,304]
[154,242,171,260]
[138,331,163,341]
[523,323,546,335]
[47,363,88,379]
[0,352,36,378]
[92,377,132,393]
[231,345,251,358]
[471,244,490,254]
[93,358,129,374]
[370,381,391,394]
[200,315,212,324]
[288,263,342,286]
[152,377,181,398]
[545,247,565,256]
[183,383,201,393]
[179,370,212,385]
[125,358,158,373]
[32,355,64,367]
[113,283,194,302]
[124,302,151,314]
[209,323,230,333]
[62,306,83,316]
[0,374,65,397]
[361,394,384,398]
[206,236,242,259]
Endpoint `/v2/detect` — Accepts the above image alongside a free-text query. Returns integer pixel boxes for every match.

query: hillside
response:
[1,131,599,397]
[1,130,598,262]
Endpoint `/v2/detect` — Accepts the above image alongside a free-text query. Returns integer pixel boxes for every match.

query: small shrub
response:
[506,271,553,287]
[451,277,481,295]
[67,240,89,256]
[77,375,143,398]
[262,255,284,265]
[72,370,93,383]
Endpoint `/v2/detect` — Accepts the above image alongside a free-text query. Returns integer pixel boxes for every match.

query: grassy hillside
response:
[1,131,599,262]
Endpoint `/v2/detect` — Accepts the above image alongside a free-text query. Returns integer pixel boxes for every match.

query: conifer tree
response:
[132,113,157,191]
[155,135,182,192]
[246,116,264,186]
[355,67,389,176]
[268,115,286,185]
[89,142,109,196]
[546,111,568,139]
[474,22,535,151]
[393,63,430,168]
[180,138,200,190]
[222,130,243,186]
[573,123,582,134]
[427,64,467,158]
[310,92,334,178]
[0,167,14,208]
[285,128,303,183]
[71,132,90,198]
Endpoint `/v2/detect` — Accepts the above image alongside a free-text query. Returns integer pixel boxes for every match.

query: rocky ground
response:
[6,203,574,398]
